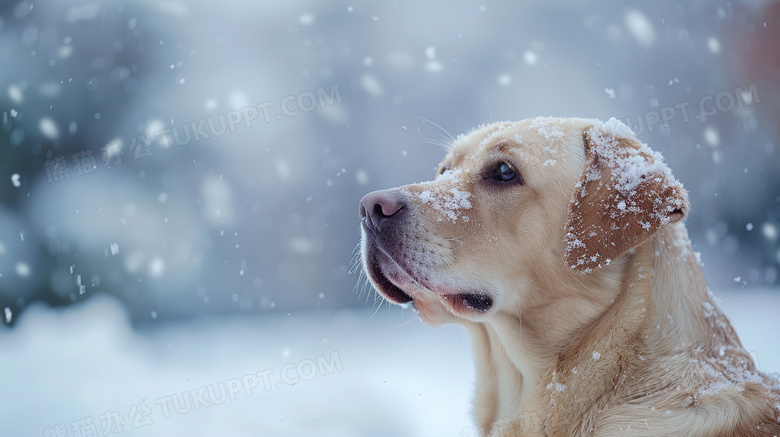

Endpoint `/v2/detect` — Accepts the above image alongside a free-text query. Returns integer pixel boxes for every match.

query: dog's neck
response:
[464,222,724,435]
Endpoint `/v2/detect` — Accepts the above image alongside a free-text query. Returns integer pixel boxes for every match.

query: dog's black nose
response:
[359,190,406,230]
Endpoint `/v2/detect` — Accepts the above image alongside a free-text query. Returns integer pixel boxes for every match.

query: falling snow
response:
[0,3,778,435]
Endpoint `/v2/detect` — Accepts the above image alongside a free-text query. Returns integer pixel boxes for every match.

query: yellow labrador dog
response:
[358,117,780,436]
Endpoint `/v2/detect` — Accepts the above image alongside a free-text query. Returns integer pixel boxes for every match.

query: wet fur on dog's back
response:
[359,118,780,436]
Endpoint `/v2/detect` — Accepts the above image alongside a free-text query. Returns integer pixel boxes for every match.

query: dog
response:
[358,117,780,436]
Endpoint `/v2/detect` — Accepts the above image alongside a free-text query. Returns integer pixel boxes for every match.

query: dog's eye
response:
[438,165,449,176]
[493,162,517,182]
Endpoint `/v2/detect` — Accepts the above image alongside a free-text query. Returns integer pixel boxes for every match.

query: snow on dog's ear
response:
[564,118,689,272]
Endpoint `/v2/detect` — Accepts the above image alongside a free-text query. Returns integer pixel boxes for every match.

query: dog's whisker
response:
[422,137,454,152]
[369,293,388,319]
[348,243,363,275]
[352,267,371,303]
[419,116,456,144]
[363,279,374,306]
[395,309,421,327]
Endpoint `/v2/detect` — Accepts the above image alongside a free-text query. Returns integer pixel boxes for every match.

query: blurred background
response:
[1,1,779,436]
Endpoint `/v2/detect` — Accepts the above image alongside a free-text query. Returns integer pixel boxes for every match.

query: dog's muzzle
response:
[359,189,416,305]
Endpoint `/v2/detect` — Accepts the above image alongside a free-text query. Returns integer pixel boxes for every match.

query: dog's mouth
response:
[365,250,414,305]
[446,292,494,312]
[363,245,494,314]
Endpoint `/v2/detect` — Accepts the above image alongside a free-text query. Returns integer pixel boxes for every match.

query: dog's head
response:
[359,117,689,326]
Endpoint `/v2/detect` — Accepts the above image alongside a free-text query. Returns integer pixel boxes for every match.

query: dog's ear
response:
[564,119,689,272]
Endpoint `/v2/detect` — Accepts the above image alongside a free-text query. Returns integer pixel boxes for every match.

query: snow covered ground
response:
[1,288,778,437]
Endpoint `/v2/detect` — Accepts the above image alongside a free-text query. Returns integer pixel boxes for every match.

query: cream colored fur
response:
[359,118,780,436]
